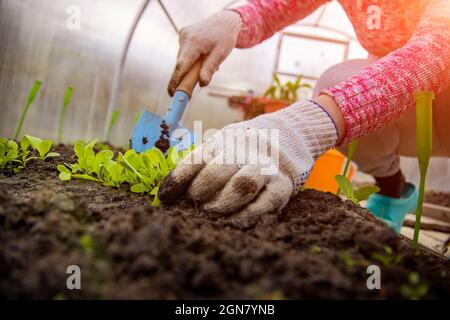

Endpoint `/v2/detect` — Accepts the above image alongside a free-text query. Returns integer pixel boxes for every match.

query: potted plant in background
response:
[228,73,312,120]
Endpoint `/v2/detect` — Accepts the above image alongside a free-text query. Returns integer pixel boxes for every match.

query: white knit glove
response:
[168,10,242,95]
[158,100,338,228]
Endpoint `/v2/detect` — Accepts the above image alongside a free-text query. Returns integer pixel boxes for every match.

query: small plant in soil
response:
[400,272,428,300]
[24,135,60,161]
[105,109,120,142]
[58,86,74,143]
[335,139,380,204]
[58,138,193,205]
[371,246,403,267]
[0,135,59,173]
[14,80,42,141]
[335,174,380,205]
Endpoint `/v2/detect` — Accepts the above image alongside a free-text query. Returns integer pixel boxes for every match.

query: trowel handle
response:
[165,59,203,126]
[176,59,203,97]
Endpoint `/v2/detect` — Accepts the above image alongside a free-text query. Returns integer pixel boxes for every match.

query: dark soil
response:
[1,145,449,299]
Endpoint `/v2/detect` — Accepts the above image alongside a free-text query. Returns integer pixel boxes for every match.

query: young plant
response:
[24,135,60,161]
[105,109,120,142]
[413,92,434,248]
[0,138,20,173]
[337,139,358,195]
[264,73,312,102]
[14,80,42,140]
[335,174,380,205]
[58,138,193,206]
[1,135,59,173]
[58,86,74,143]
[371,246,403,267]
[400,272,428,300]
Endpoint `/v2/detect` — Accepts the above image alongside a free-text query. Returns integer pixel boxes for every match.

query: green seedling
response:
[400,272,428,300]
[14,80,42,140]
[58,138,194,206]
[413,92,434,248]
[264,73,312,102]
[58,86,74,143]
[24,135,60,161]
[79,234,94,255]
[0,138,20,172]
[309,245,321,253]
[1,135,59,173]
[371,246,403,267]
[335,175,380,205]
[337,140,357,195]
[105,109,120,142]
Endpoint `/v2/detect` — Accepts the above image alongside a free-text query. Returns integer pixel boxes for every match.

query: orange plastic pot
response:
[305,149,356,193]
[260,98,291,114]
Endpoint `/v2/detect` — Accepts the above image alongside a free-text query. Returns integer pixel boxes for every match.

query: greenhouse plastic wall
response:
[0,0,271,147]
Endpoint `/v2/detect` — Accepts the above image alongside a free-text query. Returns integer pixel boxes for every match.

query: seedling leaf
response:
[335,175,355,201]
[14,80,42,140]
[354,185,380,202]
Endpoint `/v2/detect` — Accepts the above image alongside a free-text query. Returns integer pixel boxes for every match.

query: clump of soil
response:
[154,121,171,154]
[1,145,449,299]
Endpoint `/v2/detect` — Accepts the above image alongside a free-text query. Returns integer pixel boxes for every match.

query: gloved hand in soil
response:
[158,99,339,228]
[167,10,242,96]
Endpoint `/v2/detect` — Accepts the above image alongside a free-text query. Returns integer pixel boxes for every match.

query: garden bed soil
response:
[1,145,449,299]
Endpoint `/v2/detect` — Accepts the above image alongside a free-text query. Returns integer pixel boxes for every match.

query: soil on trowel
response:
[1,145,449,299]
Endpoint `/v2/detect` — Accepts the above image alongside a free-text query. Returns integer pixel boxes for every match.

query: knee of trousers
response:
[336,125,401,178]
[313,59,376,97]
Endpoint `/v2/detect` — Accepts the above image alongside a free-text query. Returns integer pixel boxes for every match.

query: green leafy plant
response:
[371,246,403,267]
[79,234,94,255]
[335,174,380,205]
[343,140,357,179]
[58,86,74,143]
[340,251,367,273]
[264,73,312,102]
[14,80,42,140]
[1,135,59,173]
[400,272,428,300]
[24,135,60,161]
[58,138,193,206]
[105,109,120,142]
[413,92,434,248]
[0,138,21,173]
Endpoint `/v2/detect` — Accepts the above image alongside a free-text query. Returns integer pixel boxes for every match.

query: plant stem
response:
[337,140,358,195]
[58,86,74,143]
[14,80,42,140]
[105,110,120,142]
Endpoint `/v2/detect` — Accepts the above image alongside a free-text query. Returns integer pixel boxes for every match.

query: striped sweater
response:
[233,0,450,144]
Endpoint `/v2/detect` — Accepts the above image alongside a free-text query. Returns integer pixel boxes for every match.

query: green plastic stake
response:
[58,86,74,143]
[413,91,434,248]
[337,139,358,195]
[14,80,42,140]
[105,109,120,142]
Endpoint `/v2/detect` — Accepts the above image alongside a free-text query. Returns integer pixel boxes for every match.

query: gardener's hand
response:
[168,10,242,96]
[158,99,338,228]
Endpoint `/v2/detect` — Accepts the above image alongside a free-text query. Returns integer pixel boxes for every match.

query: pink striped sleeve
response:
[322,0,450,145]
[232,0,330,48]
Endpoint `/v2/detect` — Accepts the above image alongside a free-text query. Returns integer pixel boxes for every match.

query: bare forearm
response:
[313,95,346,145]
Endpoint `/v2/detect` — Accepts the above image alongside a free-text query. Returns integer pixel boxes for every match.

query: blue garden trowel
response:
[131,59,202,153]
